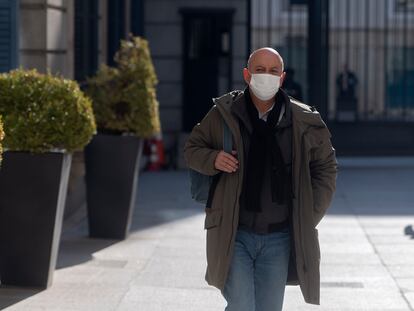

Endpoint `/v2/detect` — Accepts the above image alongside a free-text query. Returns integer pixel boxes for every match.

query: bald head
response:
[247,48,284,72]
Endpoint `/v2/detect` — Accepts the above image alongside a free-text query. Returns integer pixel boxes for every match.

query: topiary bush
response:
[86,35,161,137]
[0,69,96,153]
[0,115,4,164]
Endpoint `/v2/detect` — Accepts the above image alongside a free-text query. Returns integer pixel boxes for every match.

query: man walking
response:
[184,48,337,310]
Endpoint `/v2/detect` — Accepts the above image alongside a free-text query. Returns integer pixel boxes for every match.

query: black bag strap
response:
[222,119,232,153]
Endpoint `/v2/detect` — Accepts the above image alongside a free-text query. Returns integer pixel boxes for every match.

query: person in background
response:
[336,63,358,121]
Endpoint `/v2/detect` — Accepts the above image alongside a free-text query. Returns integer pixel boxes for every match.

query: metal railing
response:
[251,0,414,122]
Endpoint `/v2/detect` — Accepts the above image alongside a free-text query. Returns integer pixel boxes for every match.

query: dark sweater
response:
[231,89,293,234]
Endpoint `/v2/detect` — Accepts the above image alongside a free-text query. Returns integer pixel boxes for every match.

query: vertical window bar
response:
[256,0,260,47]
[279,0,284,55]
[260,0,264,47]
[253,0,257,49]
[356,0,362,120]
[335,0,340,115]
[345,0,350,66]
[287,0,292,63]
[363,0,370,120]
[302,0,307,101]
[373,0,380,118]
[391,0,397,117]
[258,0,261,47]
[247,0,252,55]
[267,0,272,46]
[340,0,345,82]
[330,0,333,118]
[402,0,408,118]
[384,0,389,119]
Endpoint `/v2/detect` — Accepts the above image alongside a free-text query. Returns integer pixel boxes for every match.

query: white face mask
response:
[249,73,281,101]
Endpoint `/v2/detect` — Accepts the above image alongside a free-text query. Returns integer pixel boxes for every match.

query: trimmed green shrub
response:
[0,115,4,163]
[0,69,96,153]
[86,35,161,137]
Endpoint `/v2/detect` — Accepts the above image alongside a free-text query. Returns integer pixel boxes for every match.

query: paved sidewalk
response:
[1,158,414,310]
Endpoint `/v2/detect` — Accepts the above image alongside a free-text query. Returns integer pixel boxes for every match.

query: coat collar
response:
[229,87,292,134]
[213,88,326,138]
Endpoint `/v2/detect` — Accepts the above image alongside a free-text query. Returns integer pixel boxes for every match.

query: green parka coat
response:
[184,90,338,305]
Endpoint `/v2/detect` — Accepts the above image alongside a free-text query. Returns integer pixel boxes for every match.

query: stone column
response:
[19,0,87,225]
[19,0,74,78]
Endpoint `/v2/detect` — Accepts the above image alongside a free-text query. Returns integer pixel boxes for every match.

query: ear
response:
[279,72,286,87]
[243,68,251,85]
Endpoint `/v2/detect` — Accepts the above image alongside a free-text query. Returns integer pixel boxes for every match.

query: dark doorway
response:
[74,0,99,83]
[107,0,126,66]
[181,9,234,132]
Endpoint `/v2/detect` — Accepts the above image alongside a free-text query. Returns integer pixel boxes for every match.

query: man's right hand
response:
[214,150,239,173]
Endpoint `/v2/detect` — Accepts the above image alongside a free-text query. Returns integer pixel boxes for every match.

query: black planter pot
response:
[0,151,72,288]
[84,134,143,240]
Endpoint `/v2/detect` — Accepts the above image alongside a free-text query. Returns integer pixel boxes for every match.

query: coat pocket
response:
[204,208,223,229]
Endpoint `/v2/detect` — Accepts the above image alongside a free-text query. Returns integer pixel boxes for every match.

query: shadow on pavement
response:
[129,171,204,233]
[55,171,202,270]
[56,236,118,269]
[0,286,42,310]
[328,159,414,217]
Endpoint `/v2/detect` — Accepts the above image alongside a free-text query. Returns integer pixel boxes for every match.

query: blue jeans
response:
[222,227,291,311]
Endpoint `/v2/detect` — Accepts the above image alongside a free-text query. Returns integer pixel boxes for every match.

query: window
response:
[0,0,18,72]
